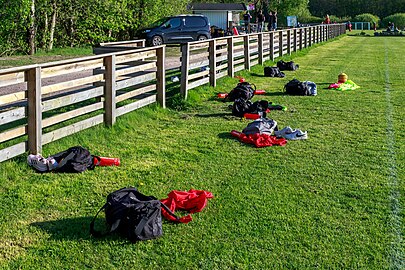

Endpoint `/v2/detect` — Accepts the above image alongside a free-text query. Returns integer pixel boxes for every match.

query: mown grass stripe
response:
[384,39,404,270]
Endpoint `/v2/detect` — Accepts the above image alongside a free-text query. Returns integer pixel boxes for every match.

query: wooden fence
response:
[180,24,346,98]
[0,46,165,162]
[0,24,346,163]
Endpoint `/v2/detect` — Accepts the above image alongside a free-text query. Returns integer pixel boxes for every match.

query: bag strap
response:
[56,151,76,169]
[160,201,180,221]
[89,203,109,237]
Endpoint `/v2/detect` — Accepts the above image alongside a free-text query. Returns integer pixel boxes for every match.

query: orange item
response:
[244,113,261,120]
[254,89,266,95]
[94,157,120,166]
[217,93,228,98]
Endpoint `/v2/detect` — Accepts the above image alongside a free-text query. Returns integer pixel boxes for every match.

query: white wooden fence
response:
[180,24,346,98]
[0,46,165,162]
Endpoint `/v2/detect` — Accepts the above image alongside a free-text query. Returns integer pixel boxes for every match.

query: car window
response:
[185,17,207,27]
[163,18,182,28]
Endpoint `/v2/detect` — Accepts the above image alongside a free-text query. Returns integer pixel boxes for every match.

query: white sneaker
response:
[27,154,49,172]
[274,126,295,137]
[283,129,308,140]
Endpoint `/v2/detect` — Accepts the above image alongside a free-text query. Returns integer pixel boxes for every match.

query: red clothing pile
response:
[231,130,287,147]
[160,189,214,223]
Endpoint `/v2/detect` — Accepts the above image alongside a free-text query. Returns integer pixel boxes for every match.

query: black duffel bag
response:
[90,187,179,242]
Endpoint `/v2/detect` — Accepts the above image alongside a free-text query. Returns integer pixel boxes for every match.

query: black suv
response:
[137,15,211,46]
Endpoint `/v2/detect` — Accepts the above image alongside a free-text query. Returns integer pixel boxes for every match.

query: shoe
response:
[283,129,308,140]
[27,154,49,172]
[274,126,294,137]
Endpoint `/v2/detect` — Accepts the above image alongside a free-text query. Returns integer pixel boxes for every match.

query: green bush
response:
[354,13,380,27]
[299,15,323,24]
[382,13,405,29]
[329,15,351,23]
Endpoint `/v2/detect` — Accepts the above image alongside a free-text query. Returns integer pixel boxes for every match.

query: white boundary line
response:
[384,39,404,269]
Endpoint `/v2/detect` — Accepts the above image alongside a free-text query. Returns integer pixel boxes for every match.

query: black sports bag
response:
[90,187,179,242]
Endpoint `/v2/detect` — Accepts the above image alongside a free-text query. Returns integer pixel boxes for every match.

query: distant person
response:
[324,14,331,24]
[373,22,376,31]
[257,10,265,32]
[348,21,352,31]
[243,11,252,33]
[268,11,274,31]
[272,11,278,30]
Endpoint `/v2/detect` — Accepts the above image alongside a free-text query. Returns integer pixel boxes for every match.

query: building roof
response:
[188,3,247,11]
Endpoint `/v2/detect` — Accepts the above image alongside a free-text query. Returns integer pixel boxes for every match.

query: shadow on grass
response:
[31,216,111,241]
[195,112,233,118]
[31,216,182,242]
[217,132,254,147]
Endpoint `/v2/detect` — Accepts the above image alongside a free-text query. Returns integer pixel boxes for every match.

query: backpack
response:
[225,82,256,102]
[242,118,278,135]
[277,60,299,71]
[264,66,285,78]
[284,79,311,96]
[90,187,179,242]
[232,99,269,118]
[304,81,317,96]
[232,98,252,117]
[49,146,97,173]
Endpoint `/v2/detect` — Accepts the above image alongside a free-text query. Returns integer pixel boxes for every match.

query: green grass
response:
[0,47,93,68]
[0,35,404,269]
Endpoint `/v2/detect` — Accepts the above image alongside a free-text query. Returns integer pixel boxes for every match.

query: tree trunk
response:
[28,0,36,55]
[48,1,57,51]
[42,13,48,49]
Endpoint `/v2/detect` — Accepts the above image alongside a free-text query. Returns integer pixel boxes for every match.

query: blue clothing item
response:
[272,23,277,30]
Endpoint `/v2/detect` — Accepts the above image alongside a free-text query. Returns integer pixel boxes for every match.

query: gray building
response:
[188,3,247,31]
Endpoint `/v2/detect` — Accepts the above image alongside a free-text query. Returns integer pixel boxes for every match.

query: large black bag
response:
[225,82,256,102]
[232,99,269,117]
[49,146,97,173]
[232,98,252,117]
[284,79,311,96]
[277,60,299,71]
[264,66,285,78]
[90,187,179,242]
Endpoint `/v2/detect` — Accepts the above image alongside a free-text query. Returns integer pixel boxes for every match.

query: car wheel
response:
[197,35,208,41]
[151,35,163,46]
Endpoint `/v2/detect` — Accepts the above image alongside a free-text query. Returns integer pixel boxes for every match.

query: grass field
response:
[0,34,404,269]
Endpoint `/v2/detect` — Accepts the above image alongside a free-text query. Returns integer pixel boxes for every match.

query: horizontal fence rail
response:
[180,24,346,98]
[0,46,165,162]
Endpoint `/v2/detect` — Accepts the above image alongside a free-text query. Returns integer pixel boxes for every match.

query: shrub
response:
[329,15,351,23]
[299,15,323,24]
[382,13,405,29]
[354,13,380,27]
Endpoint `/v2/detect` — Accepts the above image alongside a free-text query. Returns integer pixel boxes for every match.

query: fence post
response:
[269,32,275,60]
[278,31,283,57]
[180,43,189,99]
[243,35,250,70]
[258,33,264,65]
[156,46,166,108]
[287,29,291,55]
[209,39,217,87]
[299,29,303,50]
[303,28,308,48]
[26,67,42,154]
[293,29,298,52]
[104,55,116,127]
[326,25,329,41]
[227,37,234,77]
[309,27,313,46]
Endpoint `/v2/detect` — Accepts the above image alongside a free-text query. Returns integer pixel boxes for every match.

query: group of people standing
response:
[243,10,278,34]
